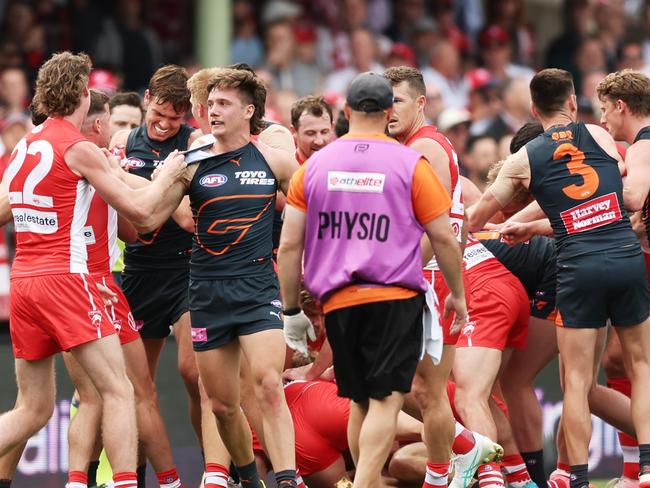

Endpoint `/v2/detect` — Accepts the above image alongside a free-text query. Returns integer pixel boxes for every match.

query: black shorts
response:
[121,268,189,339]
[325,295,424,402]
[189,273,283,351]
[556,248,650,328]
[531,262,557,320]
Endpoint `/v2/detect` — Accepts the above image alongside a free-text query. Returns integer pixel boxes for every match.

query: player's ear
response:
[244,103,255,121]
[143,90,151,106]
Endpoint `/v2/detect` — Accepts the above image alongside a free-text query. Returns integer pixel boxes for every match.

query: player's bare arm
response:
[622,140,650,211]
[254,140,299,195]
[66,140,187,231]
[467,147,530,232]
[410,138,452,193]
[277,204,306,310]
[118,215,138,243]
[423,212,467,331]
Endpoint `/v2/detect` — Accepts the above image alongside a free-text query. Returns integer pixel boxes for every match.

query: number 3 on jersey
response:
[6,138,55,207]
[554,143,599,200]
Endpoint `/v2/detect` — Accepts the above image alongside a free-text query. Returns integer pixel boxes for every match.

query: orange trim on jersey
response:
[322,285,418,314]
[555,311,564,327]
[341,133,399,142]
[287,163,307,211]
[196,193,275,256]
[137,226,163,245]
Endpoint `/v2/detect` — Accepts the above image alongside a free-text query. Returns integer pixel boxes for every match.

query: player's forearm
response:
[508,200,545,223]
[429,230,464,298]
[278,244,303,310]
[306,338,333,381]
[529,219,553,237]
[130,177,184,231]
[623,185,649,212]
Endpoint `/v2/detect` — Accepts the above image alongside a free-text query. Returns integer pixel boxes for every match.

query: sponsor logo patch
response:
[12,208,58,234]
[327,171,385,193]
[83,226,96,245]
[126,157,146,169]
[234,170,275,185]
[271,299,282,309]
[191,327,208,342]
[88,310,103,326]
[200,174,228,187]
[559,192,622,235]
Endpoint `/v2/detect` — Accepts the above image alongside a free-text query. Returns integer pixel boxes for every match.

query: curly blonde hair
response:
[597,69,650,116]
[33,52,92,118]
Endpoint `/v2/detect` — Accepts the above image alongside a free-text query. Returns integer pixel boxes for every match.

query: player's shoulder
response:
[258,123,295,153]
[190,133,215,149]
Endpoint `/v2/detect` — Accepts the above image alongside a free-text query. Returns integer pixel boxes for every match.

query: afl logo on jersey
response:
[200,174,228,187]
[126,157,146,169]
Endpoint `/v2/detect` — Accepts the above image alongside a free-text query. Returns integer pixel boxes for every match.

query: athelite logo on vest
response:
[327,171,385,193]
[199,174,228,187]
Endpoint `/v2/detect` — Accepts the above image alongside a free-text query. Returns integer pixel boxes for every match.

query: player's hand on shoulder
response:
[283,309,316,357]
[282,364,311,381]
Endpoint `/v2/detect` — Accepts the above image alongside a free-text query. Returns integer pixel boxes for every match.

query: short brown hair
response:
[597,69,650,117]
[383,66,426,97]
[187,67,222,108]
[88,89,109,118]
[33,51,92,118]
[530,68,575,117]
[291,96,333,129]
[148,64,191,114]
[207,68,267,135]
[109,91,143,113]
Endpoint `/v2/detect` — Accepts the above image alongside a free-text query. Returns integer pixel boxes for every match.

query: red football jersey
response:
[85,190,118,276]
[6,118,91,277]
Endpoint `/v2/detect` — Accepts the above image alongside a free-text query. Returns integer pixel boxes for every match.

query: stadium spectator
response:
[477,25,534,82]
[484,0,535,67]
[422,39,469,109]
[466,68,503,137]
[0,68,29,117]
[230,0,265,68]
[463,134,499,191]
[545,0,594,74]
[484,76,532,141]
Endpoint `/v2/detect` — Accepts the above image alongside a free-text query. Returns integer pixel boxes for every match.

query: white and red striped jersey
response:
[406,125,464,271]
[84,190,119,276]
[6,118,91,278]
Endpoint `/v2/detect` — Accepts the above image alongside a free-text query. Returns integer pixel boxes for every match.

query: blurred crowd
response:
[2,0,650,191]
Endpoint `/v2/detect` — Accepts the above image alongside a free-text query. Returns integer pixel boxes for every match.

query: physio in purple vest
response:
[277,72,468,488]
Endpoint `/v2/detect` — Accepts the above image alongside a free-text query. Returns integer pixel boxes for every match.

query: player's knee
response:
[563,369,593,392]
[210,398,239,422]
[98,372,135,405]
[388,452,424,484]
[253,370,283,408]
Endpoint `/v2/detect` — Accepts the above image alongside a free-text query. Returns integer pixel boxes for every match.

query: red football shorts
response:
[252,381,349,477]
[425,266,471,345]
[10,273,116,360]
[455,270,529,351]
[93,273,139,346]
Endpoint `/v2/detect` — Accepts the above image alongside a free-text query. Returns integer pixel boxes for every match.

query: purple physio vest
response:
[303,136,428,303]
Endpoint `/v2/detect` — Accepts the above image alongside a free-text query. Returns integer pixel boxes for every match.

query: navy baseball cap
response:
[346,72,394,113]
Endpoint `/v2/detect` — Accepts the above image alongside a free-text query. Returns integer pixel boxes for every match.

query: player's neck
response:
[399,113,426,144]
[212,130,250,154]
[64,108,87,130]
[625,117,650,145]
[539,112,574,131]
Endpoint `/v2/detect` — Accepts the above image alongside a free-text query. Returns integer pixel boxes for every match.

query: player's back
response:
[7,118,90,278]
[527,122,636,258]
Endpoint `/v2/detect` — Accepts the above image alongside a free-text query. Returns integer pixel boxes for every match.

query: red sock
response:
[478,463,505,488]
[204,463,229,488]
[423,461,450,487]
[453,423,476,455]
[502,454,532,485]
[67,470,88,488]
[157,468,182,488]
[557,462,570,474]
[114,471,138,488]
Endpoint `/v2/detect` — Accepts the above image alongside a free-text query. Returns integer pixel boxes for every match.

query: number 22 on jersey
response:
[5,138,57,233]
